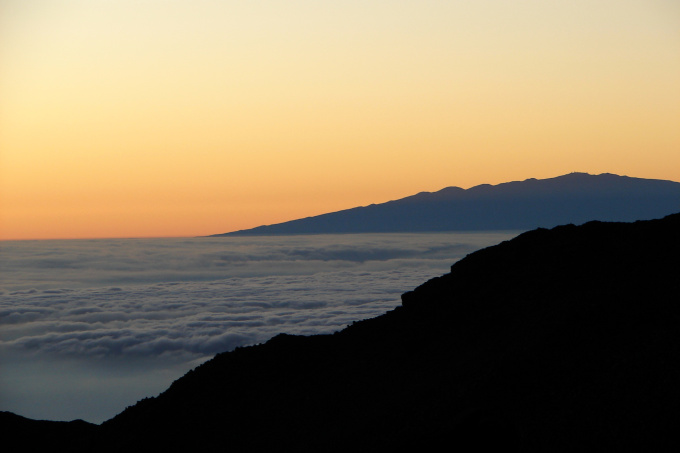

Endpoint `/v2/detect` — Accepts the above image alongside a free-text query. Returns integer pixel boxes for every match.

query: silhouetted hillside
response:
[212,173,680,235]
[9,213,680,451]
[0,411,96,450]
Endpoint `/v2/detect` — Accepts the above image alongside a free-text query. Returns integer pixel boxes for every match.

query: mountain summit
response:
[212,173,680,235]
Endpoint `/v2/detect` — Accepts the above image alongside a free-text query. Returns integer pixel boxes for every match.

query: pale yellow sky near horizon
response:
[1,0,679,240]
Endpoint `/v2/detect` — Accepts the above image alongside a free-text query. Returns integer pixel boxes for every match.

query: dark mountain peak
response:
[467,182,494,192]
[396,185,466,202]
[213,173,680,236]
[435,185,466,195]
[557,171,597,178]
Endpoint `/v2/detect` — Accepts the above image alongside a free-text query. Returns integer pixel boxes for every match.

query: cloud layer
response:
[2,270,430,360]
[0,232,517,422]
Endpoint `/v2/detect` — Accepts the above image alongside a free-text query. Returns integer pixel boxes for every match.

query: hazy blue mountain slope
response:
[212,172,680,235]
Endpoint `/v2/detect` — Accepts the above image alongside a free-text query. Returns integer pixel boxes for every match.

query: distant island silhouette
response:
[211,172,680,236]
[7,212,680,451]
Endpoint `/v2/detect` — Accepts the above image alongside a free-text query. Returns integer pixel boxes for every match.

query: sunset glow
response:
[2,0,679,239]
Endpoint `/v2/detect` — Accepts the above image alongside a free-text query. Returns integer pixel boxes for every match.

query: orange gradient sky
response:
[1,0,679,240]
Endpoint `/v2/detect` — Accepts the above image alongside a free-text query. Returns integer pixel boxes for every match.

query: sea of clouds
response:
[0,232,517,423]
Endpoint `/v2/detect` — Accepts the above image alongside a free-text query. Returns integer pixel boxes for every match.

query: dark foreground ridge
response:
[212,172,680,235]
[9,213,680,451]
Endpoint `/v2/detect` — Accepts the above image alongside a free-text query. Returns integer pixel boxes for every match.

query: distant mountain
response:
[211,172,680,236]
[0,411,96,450]
[11,213,679,451]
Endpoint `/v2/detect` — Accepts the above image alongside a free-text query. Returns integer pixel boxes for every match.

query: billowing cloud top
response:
[0,232,516,422]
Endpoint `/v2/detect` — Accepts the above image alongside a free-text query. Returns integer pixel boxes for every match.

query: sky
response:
[1,0,679,240]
